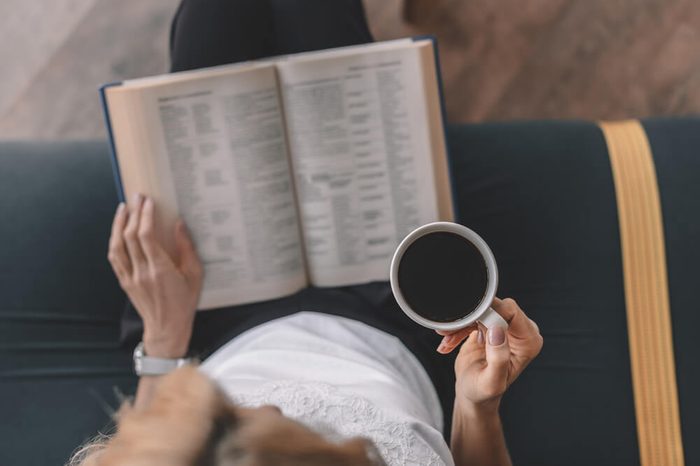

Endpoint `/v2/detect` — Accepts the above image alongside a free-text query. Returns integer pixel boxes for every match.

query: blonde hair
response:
[67,432,111,466]
[68,367,384,466]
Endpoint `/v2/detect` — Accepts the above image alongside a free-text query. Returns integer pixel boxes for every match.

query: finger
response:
[175,220,203,282]
[490,297,515,321]
[123,193,147,271]
[436,324,477,354]
[492,297,540,339]
[480,326,510,397]
[455,329,487,369]
[137,196,172,268]
[461,328,484,354]
[108,202,131,278]
[457,330,479,356]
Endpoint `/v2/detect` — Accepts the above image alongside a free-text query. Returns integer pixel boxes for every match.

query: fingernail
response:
[488,327,505,346]
[477,329,484,345]
[116,202,125,213]
[437,339,448,353]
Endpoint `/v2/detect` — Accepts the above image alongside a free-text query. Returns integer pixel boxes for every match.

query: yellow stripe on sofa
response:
[599,120,684,466]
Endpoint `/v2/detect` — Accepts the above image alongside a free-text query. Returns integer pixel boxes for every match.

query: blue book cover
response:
[99,81,125,203]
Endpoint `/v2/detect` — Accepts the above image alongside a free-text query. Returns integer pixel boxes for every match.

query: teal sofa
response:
[1,119,698,465]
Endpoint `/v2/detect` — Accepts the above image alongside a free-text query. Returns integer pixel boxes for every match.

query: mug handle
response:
[478,307,508,329]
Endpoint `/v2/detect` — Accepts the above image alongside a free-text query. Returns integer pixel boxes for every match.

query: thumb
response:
[175,220,203,277]
[480,326,510,399]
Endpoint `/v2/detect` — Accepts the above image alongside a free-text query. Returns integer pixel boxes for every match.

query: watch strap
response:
[133,341,194,376]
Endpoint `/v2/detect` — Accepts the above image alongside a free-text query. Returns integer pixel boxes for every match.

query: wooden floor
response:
[2,0,700,139]
[368,0,700,123]
[0,0,178,140]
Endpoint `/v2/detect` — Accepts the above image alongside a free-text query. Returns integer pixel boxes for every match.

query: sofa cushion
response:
[0,141,136,466]
[447,118,699,465]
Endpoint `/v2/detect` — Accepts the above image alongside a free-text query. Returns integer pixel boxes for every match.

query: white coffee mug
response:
[389,221,508,331]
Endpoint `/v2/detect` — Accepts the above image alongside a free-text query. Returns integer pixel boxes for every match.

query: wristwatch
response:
[133,341,194,376]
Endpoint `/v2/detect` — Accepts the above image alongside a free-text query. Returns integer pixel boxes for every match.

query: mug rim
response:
[389,221,499,331]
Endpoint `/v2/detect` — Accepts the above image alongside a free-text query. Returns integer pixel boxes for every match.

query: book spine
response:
[413,35,459,222]
[99,82,126,203]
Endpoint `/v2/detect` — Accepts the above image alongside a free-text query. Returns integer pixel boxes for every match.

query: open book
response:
[101,37,454,310]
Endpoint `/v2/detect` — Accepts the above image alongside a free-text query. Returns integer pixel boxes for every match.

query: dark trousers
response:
[169,0,375,72]
[122,0,458,438]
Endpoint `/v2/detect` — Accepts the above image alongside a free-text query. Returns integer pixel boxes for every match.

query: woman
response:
[72,2,542,465]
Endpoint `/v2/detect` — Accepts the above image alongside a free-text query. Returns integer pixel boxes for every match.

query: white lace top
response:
[200,311,454,466]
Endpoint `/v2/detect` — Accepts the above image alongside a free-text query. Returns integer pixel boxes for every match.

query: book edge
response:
[99,82,126,203]
[412,35,457,222]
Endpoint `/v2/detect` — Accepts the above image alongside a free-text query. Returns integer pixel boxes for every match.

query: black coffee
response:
[397,231,488,322]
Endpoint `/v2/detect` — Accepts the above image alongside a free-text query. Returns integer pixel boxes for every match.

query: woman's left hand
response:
[437,298,543,410]
[108,193,204,358]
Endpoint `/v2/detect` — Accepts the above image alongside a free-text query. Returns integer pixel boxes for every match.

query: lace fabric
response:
[227,379,450,466]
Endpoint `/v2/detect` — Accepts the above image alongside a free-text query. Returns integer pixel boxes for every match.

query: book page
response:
[277,43,450,286]
[120,65,307,309]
